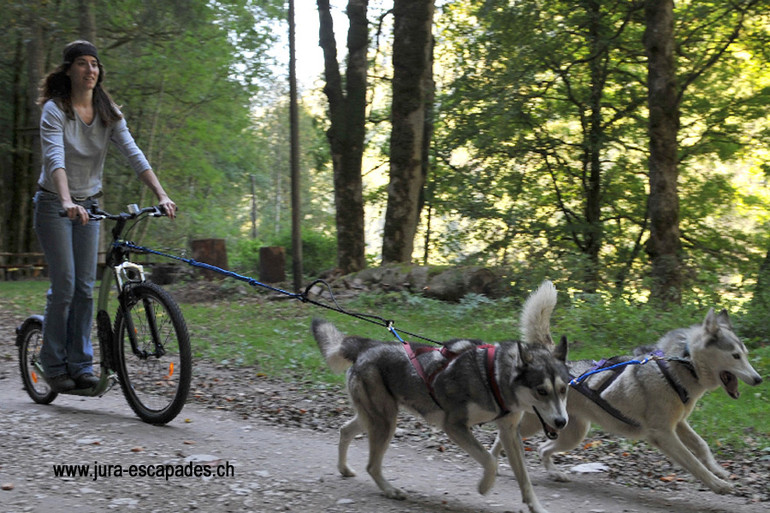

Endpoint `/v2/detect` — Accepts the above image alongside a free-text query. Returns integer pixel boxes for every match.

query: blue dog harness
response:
[569,350,695,427]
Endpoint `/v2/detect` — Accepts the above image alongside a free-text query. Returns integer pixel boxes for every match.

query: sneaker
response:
[74,373,100,389]
[48,374,76,392]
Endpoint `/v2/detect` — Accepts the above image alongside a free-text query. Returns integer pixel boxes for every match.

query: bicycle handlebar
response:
[59,204,169,220]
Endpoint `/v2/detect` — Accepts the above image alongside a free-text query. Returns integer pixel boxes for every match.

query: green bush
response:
[230,231,337,279]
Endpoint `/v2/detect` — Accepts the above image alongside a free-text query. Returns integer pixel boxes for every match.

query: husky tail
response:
[311,318,353,373]
[312,318,389,373]
[519,280,557,347]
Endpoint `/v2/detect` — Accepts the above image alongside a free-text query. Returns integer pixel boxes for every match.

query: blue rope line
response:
[569,354,660,387]
[116,241,442,345]
[119,241,304,299]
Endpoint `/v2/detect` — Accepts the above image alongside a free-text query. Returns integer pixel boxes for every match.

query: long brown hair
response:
[38,40,123,127]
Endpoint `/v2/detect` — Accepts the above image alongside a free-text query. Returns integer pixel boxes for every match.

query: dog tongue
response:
[721,372,739,399]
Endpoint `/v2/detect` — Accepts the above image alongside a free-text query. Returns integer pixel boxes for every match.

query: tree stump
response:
[191,239,228,280]
[259,246,285,283]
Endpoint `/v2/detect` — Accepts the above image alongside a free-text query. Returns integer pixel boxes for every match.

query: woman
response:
[35,40,177,392]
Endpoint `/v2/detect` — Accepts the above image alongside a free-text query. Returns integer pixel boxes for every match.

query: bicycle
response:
[15,204,192,425]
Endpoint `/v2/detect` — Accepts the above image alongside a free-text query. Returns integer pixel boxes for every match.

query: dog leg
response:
[648,429,733,494]
[675,421,731,480]
[363,410,405,500]
[347,370,405,500]
[338,415,363,477]
[497,414,548,513]
[538,415,591,482]
[493,414,588,483]
[443,420,498,495]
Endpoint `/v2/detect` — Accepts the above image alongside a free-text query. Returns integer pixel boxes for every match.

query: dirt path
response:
[0,313,767,513]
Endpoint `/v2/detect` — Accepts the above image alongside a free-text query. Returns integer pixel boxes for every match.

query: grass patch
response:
[1,280,766,449]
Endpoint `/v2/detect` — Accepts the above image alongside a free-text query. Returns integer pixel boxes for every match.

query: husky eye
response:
[732,353,741,360]
[537,387,548,397]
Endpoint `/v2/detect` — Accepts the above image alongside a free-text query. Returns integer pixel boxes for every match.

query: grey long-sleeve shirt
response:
[38,99,151,199]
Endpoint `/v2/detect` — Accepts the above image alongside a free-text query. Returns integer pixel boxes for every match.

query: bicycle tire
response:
[113,282,191,424]
[17,317,58,404]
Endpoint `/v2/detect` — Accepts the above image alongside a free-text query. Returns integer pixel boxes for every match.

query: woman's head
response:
[61,40,104,88]
[39,40,121,125]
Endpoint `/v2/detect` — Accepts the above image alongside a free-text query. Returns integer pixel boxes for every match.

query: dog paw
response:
[478,473,496,495]
[547,470,570,483]
[338,465,356,478]
[383,487,407,500]
[710,479,734,495]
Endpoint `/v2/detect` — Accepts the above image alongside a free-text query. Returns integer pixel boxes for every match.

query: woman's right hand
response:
[61,200,89,225]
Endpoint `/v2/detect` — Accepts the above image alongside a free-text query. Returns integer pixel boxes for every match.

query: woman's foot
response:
[74,373,100,389]
[48,374,76,392]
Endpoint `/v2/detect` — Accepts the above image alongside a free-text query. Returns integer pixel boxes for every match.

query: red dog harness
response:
[403,343,510,417]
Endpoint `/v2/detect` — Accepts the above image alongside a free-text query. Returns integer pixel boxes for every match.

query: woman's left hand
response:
[158,197,177,219]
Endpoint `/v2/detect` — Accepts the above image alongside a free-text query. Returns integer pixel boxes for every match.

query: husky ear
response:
[716,308,733,329]
[553,335,568,362]
[703,308,720,337]
[517,340,534,366]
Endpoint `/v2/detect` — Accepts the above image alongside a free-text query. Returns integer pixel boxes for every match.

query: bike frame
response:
[35,205,163,397]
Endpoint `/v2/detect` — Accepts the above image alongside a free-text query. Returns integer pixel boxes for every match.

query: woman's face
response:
[67,55,100,93]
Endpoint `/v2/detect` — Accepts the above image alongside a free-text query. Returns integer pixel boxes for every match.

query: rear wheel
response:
[114,282,191,424]
[17,316,58,404]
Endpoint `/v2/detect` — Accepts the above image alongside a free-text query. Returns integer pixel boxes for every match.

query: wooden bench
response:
[0,252,47,280]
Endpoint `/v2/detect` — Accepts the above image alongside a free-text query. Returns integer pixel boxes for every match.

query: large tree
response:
[644,0,682,304]
[317,0,368,273]
[381,0,435,264]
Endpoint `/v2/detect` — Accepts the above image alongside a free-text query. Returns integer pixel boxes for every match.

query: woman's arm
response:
[52,168,89,225]
[139,169,177,219]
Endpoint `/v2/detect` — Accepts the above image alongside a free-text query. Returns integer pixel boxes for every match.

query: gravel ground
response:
[0,298,768,513]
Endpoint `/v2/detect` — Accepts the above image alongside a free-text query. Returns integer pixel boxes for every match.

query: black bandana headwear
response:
[63,41,99,65]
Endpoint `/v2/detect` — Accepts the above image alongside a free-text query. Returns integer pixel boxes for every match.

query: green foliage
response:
[432,0,770,299]
[229,229,337,278]
[271,229,337,278]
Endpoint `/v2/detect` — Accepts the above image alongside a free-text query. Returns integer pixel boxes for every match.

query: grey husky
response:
[494,308,763,494]
[312,280,570,513]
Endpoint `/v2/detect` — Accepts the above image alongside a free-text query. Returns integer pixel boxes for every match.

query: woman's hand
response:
[158,196,177,219]
[61,199,89,225]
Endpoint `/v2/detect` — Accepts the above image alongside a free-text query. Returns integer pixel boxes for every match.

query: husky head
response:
[690,309,763,399]
[512,336,570,439]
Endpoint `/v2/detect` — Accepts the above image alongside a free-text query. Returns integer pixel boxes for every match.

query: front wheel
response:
[114,282,191,424]
[17,316,58,404]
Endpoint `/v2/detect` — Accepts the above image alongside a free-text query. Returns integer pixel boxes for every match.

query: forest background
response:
[1,0,769,340]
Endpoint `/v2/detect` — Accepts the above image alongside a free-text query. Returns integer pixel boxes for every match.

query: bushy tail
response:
[311,318,353,373]
[519,280,557,347]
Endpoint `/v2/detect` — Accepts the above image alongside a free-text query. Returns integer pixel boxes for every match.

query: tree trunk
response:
[8,17,44,254]
[749,248,770,315]
[644,0,682,305]
[191,239,228,281]
[582,0,605,293]
[78,0,97,42]
[289,0,303,291]
[381,0,435,264]
[317,0,367,273]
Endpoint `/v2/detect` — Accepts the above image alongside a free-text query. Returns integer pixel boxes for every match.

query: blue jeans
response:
[34,190,100,379]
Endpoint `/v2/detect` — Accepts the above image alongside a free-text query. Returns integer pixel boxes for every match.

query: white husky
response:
[493,308,763,494]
